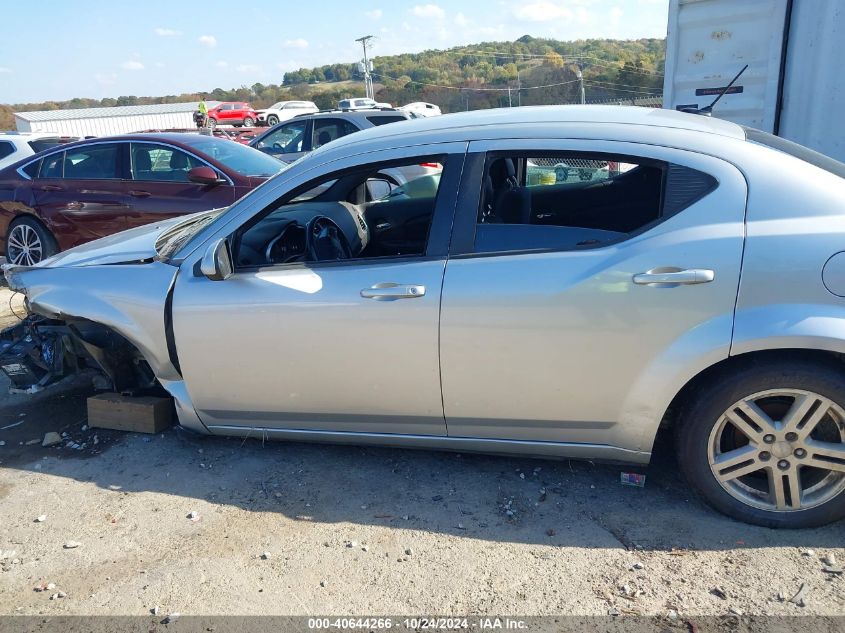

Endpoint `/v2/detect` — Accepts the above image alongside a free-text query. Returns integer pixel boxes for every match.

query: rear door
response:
[32,142,130,246]
[311,117,360,150]
[125,142,235,229]
[439,139,748,453]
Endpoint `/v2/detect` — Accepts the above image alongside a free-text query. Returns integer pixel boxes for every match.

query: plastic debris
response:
[620,472,646,487]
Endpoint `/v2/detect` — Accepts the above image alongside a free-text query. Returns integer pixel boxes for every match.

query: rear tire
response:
[677,358,845,528]
[243,116,255,127]
[207,118,217,129]
[5,216,58,265]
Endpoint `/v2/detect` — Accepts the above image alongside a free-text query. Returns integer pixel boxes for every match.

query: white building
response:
[13,101,219,137]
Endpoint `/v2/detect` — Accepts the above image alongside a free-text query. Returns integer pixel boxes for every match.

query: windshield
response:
[154,209,227,261]
[176,135,284,177]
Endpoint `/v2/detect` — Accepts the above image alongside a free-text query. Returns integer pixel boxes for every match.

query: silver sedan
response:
[4,105,845,528]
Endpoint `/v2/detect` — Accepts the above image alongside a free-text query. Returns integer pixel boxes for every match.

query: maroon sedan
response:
[0,133,283,265]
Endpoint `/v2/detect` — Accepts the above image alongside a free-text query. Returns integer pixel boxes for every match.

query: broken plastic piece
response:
[620,472,646,487]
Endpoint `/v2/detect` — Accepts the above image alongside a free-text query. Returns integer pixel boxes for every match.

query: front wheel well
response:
[654,348,845,448]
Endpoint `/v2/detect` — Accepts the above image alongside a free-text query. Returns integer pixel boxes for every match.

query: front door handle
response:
[129,190,151,198]
[40,184,63,192]
[632,268,715,286]
[361,283,426,300]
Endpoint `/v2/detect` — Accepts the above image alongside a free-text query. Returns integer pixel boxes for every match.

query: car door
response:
[32,142,130,245]
[311,117,360,150]
[125,142,236,229]
[439,139,748,453]
[170,143,467,437]
[252,119,311,160]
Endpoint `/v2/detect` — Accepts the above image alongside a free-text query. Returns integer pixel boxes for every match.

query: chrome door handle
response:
[361,283,426,300]
[632,268,715,286]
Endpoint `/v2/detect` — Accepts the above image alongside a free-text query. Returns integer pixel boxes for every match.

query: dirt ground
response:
[1,286,844,625]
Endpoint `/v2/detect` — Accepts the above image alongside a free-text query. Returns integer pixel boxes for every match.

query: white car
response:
[399,102,442,117]
[255,101,318,127]
[338,98,392,110]
[0,132,79,170]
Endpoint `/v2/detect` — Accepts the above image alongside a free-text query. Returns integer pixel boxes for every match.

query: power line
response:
[370,71,581,93]
[584,81,663,96]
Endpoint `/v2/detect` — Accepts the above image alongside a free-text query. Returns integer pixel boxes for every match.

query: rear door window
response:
[64,144,121,180]
[39,152,65,178]
[473,153,716,254]
[312,118,359,149]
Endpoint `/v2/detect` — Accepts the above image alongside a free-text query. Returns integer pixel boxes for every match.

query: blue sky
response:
[0,0,669,104]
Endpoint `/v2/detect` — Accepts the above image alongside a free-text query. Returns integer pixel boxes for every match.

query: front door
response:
[171,146,463,437]
[125,142,235,229]
[252,119,310,161]
[439,139,748,452]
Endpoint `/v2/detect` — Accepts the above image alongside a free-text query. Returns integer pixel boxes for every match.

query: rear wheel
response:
[266,115,279,126]
[243,116,255,127]
[207,118,217,129]
[677,360,845,528]
[5,216,58,265]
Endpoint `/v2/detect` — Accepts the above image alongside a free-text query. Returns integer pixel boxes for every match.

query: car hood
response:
[11,212,210,272]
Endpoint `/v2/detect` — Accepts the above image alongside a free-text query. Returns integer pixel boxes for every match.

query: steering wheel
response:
[305,216,353,262]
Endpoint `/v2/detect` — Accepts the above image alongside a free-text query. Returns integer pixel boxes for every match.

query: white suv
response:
[337,98,392,110]
[255,101,318,127]
[0,132,79,170]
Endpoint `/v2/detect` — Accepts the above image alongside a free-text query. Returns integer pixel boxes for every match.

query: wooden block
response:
[87,393,173,434]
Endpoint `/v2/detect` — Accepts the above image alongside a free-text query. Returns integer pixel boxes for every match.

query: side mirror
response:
[188,166,222,185]
[200,238,233,281]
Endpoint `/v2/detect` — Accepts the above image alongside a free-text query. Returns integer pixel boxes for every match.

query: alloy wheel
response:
[708,389,845,512]
[7,223,43,265]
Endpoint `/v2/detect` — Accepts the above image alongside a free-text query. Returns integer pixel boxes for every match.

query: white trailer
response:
[13,102,218,137]
[663,0,845,162]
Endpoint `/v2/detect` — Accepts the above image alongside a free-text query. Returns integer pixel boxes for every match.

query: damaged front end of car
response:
[0,313,157,395]
[0,255,180,398]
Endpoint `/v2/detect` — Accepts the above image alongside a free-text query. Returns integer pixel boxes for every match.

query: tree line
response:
[1,36,664,130]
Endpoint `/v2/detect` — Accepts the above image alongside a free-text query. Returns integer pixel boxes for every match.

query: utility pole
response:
[517,67,522,106]
[355,35,374,99]
[507,86,512,107]
[576,64,585,104]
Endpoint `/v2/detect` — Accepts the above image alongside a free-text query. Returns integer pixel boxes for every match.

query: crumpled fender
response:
[5,262,182,382]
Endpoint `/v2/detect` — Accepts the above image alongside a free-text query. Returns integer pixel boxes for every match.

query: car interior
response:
[234,162,444,269]
[475,155,666,252]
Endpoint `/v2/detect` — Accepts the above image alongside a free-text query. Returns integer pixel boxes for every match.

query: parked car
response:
[5,105,845,528]
[0,132,79,171]
[338,97,392,110]
[0,133,283,264]
[255,101,318,126]
[399,102,442,117]
[206,102,259,128]
[249,109,412,162]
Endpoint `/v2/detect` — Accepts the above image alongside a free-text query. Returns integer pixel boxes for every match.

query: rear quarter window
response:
[0,141,15,160]
[366,115,407,126]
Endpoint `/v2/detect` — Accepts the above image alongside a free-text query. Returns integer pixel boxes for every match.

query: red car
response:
[0,133,283,265]
[206,102,259,128]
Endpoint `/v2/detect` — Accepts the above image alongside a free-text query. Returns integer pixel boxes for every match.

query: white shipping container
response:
[663,0,845,162]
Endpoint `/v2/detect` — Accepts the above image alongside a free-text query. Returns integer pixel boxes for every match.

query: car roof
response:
[311,105,746,156]
[297,109,409,120]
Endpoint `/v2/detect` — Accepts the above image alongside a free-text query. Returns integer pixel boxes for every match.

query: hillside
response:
[0,36,664,129]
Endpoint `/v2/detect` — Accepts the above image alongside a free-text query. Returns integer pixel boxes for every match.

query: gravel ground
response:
[0,286,844,625]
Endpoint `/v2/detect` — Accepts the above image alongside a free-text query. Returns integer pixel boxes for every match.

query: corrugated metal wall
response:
[779,0,845,163]
[14,112,196,136]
